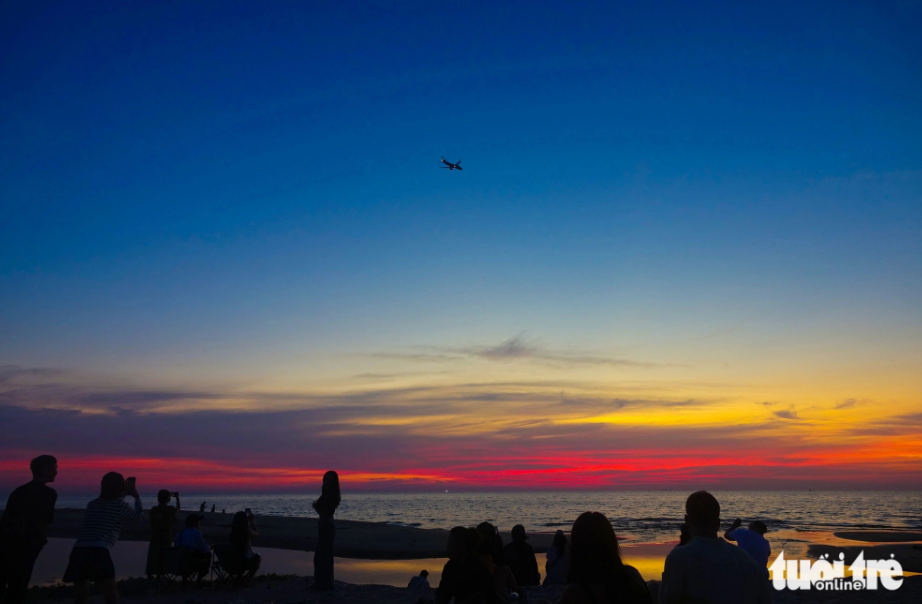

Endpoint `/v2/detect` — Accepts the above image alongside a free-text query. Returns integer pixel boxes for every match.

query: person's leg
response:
[0,545,43,604]
[98,578,119,604]
[73,580,90,604]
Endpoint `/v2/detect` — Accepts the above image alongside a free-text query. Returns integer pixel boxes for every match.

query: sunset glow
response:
[2,2,920,494]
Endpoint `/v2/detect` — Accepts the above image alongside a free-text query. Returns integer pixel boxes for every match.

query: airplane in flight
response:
[441,157,462,171]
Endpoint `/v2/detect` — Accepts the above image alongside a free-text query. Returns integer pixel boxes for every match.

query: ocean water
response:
[53,490,922,544]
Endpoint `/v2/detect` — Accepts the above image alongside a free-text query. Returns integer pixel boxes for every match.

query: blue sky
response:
[1,1,921,490]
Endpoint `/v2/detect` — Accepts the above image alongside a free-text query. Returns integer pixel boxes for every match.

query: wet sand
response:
[47,509,558,559]
[835,530,922,543]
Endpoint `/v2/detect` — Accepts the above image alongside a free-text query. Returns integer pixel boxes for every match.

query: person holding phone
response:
[230,509,260,586]
[63,473,143,604]
[146,490,180,578]
[311,471,340,591]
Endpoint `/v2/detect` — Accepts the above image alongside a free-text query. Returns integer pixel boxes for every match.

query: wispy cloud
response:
[773,409,800,420]
[365,334,662,368]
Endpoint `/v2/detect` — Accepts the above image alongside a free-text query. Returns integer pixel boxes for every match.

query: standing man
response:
[0,455,58,604]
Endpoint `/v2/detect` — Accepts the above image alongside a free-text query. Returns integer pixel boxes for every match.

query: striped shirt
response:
[74,497,143,549]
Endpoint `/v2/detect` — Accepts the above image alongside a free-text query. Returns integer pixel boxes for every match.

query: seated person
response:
[724,519,771,570]
[557,512,650,604]
[503,524,540,586]
[230,511,261,586]
[543,530,569,585]
[173,513,212,583]
[436,527,502,604]
[408,569,430,588]
[659,492,771,604]
[476,522,517,598]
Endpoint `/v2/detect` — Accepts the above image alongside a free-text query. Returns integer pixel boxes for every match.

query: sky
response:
[1,0,921,493]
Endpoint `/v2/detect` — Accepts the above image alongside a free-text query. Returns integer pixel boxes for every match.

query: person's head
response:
[321,470,341,507]
[231,511,249,548]
[567,512,623,587]
[475,522,497,556]
[186,513,203,529]
[749,520,768,535]
[447,526,469,559]
[100,472,126,499]
[30,455,58,483]
[419,570,429,578]
[511,524,529,544]
[685,491,720,537]
[553,529,568,555]
[158,489,172,505]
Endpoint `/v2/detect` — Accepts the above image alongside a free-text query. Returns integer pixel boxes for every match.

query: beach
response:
[26,509,922,603]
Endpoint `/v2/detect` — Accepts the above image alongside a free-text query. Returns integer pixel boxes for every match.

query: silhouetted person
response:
[678,523,690,546]
[0,455,58,604]
[435,527,502,604]
[557,512,650,604]
[659,492,770,604]
[543,530,569,585]
[503,524,540,586]
[210,504,215,513]
[407,569,430,588]
[63,473,143,604]
[724,518,771,571]
[230,510,261,587]
[311,470,340,591]
[199,501,206,513]
[174,513,212,584]
[145,490,180,578]
[475,522,517,598]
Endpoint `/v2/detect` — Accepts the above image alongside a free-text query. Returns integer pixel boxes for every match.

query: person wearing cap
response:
[174,513,212,584]
[502,524,540,586]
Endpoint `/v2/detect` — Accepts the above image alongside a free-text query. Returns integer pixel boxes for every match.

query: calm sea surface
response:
[52,491,922,544]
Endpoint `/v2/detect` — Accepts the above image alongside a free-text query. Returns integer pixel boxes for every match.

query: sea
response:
[54,490,922,544]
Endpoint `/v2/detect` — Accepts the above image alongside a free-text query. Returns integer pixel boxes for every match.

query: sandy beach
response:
[27,509,922,603]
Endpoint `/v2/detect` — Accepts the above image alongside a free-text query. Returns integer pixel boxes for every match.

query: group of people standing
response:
[1,457,774,604]
[0,457,341,604]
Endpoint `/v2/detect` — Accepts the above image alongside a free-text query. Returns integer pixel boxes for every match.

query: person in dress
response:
[145,490,179,579]
[311,471,340,591]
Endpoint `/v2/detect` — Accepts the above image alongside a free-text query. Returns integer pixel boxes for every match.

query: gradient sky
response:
[2,1,921,493]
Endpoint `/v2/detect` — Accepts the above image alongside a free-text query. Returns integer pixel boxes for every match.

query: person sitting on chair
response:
[230,510,261,587]
[173,513,212,585]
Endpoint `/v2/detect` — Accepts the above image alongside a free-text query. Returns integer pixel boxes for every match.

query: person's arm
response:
[529,549,540,584]
[434,561,455,604]
[658,552,683,604]
[192,530,211,553]
[248,514,258,540]
[724,518,742,541]
[120,489,144,521]
[174,492,181,512]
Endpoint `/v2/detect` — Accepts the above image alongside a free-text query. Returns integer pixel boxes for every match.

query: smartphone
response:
[126,477,136,486]
[245,507,252,516]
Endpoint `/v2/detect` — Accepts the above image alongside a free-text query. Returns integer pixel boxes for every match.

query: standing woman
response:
[311,471,340,591]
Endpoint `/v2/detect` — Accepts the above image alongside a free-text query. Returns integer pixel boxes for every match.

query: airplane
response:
[441,157,462,171]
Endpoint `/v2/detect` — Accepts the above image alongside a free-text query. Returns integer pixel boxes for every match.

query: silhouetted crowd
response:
[1,456,775,604]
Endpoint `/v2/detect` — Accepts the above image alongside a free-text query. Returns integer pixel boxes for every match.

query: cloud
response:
[773,409,800,420]
[835,398,857,410]
[366,334,661,368]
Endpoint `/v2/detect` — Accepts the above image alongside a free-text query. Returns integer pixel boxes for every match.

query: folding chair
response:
[211,544,246,586]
